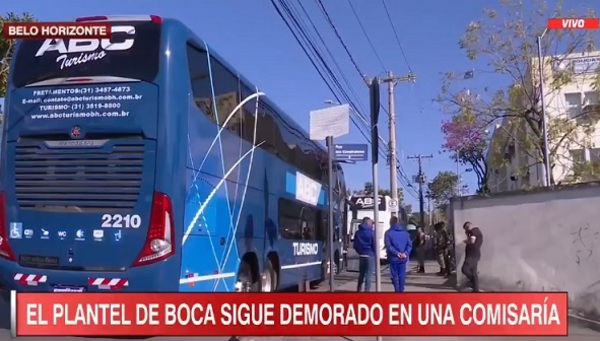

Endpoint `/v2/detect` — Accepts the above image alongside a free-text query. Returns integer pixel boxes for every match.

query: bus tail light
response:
[0,192,16,261]
[149,15,162,24]
[132,192,175,267]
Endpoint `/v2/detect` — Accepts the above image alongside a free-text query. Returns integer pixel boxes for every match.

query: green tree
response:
[377,187,404,204]
[565,161,600,183]
[0,13,36,98]
[403,203,412,216]
[427,171,458,211]
[438,0,598,186]
[353,182,373,195]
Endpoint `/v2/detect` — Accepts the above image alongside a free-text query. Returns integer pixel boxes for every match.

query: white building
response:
[487,51,600,192]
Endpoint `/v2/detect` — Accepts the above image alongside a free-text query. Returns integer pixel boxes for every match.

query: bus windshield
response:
[11,21,161,87]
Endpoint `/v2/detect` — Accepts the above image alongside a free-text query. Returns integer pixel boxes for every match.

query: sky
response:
[1,0,592,208]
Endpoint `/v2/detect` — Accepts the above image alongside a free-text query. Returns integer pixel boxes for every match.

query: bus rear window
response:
[11,21,161,87]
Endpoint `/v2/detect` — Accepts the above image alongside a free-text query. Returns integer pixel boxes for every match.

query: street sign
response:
[309,104,350,140]
[333,144,368,162]
[389,199,398,212]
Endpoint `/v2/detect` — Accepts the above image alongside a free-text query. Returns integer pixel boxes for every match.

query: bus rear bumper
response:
[0,257,179,293]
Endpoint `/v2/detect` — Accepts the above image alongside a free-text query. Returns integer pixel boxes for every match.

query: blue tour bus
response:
[0,15,347,293]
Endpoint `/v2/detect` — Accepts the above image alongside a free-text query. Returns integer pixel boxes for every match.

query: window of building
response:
[589,148,600,164]
[569,149,585,164]
[582,91,600,120]
[584,91,599,106]
[564,93,582,120]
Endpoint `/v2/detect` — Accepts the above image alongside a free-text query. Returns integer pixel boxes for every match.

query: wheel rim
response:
[236,265,253,292]
[235,278,252,292]
[261,270,272,292]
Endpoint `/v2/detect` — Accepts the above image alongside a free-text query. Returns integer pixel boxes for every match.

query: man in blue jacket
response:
[384,216,412,292]
[353,217,376,292]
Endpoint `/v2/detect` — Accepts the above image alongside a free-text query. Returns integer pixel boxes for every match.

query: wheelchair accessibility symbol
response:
[10,222,23,239]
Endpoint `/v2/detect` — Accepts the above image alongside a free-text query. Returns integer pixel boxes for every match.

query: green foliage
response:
[404,203,412,216]
[0,12,36,98]
[565,161,600,183]
[426,171,458,211]
[438,0,599,187]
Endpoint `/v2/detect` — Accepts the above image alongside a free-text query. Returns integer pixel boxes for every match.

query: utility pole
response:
[376,71,416,215]
[536,29,552,187]
[427,196,432,226]
[407,154,433,227]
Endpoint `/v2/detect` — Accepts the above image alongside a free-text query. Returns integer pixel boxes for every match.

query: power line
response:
[273,0,419,199]
[346,0,387,70]
[295,1,370,120]
[314,0,364,77]
[276,0,370,142]
[380,0,412,72]
[311,0,418,198]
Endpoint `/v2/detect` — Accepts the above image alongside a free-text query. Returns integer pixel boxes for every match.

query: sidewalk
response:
[234,261,599,341]
[322,260,455,293]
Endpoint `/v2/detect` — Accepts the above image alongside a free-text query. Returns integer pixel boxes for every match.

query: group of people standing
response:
[352,215,483,293]
[413,222,453,276]
[353,216,412,293]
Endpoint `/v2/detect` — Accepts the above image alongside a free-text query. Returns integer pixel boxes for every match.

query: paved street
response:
[0,261,598,340]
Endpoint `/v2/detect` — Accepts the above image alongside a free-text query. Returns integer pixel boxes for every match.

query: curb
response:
[568,313,600,332]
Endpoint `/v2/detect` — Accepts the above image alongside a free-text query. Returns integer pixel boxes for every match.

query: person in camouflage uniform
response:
[433,222,451,276]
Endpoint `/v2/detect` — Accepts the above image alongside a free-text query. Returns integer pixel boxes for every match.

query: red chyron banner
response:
[12,291,568,337]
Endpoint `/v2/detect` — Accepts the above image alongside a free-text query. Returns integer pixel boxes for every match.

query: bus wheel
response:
[236,260,255,292]
[261,259,277,292]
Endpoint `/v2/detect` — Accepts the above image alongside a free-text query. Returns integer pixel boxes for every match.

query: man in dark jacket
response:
[462,221,483,292]
[353,217,376,292]
[384,216,412,292]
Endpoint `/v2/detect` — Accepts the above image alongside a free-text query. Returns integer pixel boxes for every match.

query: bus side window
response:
[278,198,319,240]
[317,212,328,242]
[256,104,277,154]
[186,44,214,120]
[208,58,242,136]
[240,86,257,143]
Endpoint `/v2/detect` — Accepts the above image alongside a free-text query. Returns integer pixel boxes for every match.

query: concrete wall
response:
[450,182,600,316]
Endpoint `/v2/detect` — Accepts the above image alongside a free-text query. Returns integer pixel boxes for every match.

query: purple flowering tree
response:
[441,110,489,193]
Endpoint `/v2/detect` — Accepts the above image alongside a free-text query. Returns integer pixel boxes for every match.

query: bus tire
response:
[261,259,277,292]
